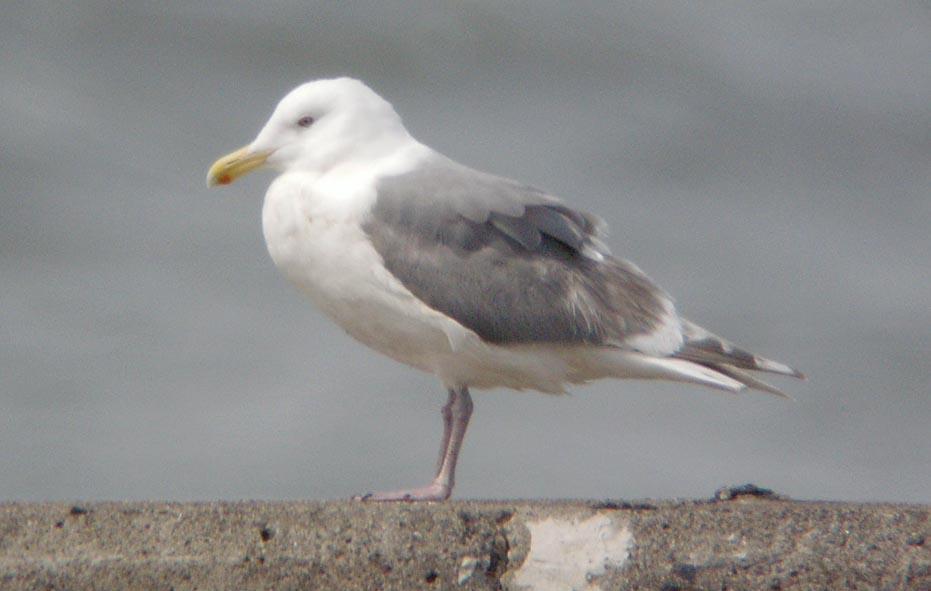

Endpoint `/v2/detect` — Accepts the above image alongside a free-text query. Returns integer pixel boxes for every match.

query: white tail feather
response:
[596,351,746,393]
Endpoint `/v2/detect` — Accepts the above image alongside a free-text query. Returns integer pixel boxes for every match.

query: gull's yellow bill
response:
[206,146,271,187]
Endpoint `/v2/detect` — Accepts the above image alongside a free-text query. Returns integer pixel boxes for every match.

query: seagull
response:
[207,77,802,501]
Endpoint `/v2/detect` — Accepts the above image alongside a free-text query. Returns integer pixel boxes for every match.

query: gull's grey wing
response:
[364,154,674,346]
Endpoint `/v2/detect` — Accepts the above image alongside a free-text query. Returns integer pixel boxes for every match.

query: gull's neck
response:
[310,132,431,186]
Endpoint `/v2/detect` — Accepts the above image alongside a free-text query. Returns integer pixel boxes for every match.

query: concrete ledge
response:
[1,494,928,590]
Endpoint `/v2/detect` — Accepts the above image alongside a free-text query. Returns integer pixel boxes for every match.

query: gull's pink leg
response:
[435,390,455,475]
[356,387,473,502]
[431,386,472,496]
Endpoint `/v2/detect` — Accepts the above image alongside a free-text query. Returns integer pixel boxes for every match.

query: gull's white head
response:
[207,77,410,186]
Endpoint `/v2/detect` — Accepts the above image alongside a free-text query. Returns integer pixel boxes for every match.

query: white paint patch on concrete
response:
[509,513,633,591]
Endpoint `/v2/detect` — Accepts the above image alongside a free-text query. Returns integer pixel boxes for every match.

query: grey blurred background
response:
[2,2,929,503]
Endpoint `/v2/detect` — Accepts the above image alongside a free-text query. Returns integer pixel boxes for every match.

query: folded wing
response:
[365,154,677,349]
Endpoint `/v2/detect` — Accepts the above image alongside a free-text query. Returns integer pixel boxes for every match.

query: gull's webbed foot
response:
[353,481,451,502]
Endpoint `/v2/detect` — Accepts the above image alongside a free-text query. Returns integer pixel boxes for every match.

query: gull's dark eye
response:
[297,116,315,128]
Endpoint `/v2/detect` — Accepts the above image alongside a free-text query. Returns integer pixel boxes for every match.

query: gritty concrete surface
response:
[0,494,928,590]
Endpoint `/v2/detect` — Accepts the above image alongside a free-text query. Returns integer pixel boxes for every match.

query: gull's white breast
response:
[261,169,470,375]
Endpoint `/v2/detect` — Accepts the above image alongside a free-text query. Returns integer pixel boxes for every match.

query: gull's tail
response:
[671,319,805,398]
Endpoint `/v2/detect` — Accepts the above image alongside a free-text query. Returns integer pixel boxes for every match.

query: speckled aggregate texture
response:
[0,497,927,590]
